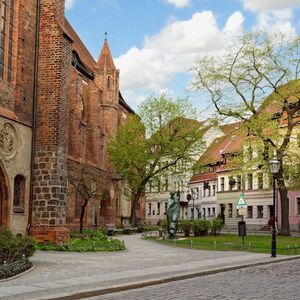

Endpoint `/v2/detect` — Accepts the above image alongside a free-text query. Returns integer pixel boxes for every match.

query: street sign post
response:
[236,193,247,245]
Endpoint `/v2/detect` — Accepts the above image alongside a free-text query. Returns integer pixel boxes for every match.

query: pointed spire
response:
[96,32,116,70]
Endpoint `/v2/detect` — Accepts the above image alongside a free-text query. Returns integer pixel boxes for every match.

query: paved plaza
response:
[0,234,298,299]
[90,259,300,300]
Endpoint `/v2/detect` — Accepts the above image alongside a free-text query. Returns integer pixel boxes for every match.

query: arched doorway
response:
[0,166,9,227]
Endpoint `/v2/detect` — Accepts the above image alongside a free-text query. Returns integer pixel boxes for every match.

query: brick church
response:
[0,0,144,243]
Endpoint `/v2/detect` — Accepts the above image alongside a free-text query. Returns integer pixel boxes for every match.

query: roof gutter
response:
[27,0,40,234]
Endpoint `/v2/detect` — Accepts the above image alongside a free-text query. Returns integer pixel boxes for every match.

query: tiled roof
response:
[189,172,217,183]
[96,38,116,70]
[259,79,300,114]
[119,92,135,114]
[64,18,96,72]
[196,128,246,167]
[220,121,242,135]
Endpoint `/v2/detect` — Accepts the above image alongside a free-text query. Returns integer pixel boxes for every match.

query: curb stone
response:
[0,265,35,283]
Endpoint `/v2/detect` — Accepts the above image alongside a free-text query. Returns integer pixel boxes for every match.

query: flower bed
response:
[0,259,33,280]
[37,229,125,252]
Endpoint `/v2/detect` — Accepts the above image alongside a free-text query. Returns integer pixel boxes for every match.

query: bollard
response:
[214,241,216,250]
[22,253,25,260]
[287,244,290,255]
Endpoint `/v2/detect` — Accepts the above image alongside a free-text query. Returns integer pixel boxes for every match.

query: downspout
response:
[27,0,40,234]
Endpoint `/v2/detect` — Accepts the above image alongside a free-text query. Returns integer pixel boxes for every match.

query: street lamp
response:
[269,157,281,258]
[186,192,195,220]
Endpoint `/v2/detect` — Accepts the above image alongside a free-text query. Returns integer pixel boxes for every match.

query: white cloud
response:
[165,0,191,8]
[240,0,300,12]
[65,0,76,10]
[115,11,244,109]
[255,9,296,36]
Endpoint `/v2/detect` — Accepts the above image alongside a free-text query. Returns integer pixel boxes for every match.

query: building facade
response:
[0,0,140,243]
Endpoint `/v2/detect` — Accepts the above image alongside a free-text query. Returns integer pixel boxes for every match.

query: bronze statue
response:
[166,190,180,239]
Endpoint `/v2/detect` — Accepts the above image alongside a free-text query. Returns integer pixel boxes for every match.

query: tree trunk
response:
[79,203,88,234]
[129,191,141,226]
[277,170,290,236]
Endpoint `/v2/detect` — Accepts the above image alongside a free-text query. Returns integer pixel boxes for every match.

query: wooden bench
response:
[106,224,117,236]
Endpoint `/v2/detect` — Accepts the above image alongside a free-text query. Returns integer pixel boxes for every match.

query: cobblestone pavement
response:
[0,235,297,299]
[89,259,300,300]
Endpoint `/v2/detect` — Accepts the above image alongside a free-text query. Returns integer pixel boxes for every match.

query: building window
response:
[13,175,25,213]
[296,198,300,215]
[0,0,14,81]
[229,176,235,191]
[148,203,151,215]
[237,175,242,190]
[228,203,232,218]
[212,207,215,217]
[207,186,211,197]
[157,180,161,192]
[157,202,160,215]
[257,205,263,218]
[212,185,216,196]
[208,207,211,217]
[247,206,253,218]
[165,179,168,191]
[247,173,253,190]
[257,173,263,189]
[220,177,225,191]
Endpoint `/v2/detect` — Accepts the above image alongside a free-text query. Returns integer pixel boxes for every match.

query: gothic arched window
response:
[13,174,25,213]
[0,0,15,81]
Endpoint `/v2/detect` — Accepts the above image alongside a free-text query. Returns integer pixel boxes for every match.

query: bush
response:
[70,229,107,240]
[0,227,35,264]
[160,219,168,230]
[37,235,125,252]
[143,225,160,232]
[211,218,224,235]
[0,259,33,280]
[191,220,211,236]
[178,220,192,237]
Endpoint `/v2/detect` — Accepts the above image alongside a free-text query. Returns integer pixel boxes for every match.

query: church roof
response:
[96,34,116,70]
[64,18,96,72]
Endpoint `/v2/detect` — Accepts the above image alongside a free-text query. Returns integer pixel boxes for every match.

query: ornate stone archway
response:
[0,166,9,227]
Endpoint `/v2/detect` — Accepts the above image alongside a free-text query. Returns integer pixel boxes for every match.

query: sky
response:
[65,0,300,117]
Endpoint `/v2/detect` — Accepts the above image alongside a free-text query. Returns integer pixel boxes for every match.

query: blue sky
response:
[65,0,300,116]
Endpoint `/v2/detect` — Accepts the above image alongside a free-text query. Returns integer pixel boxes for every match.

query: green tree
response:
[108,95,205,225]
[192,32,300,235]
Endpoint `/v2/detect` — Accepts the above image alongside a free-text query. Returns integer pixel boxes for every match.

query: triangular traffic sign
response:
[236,193,247,208]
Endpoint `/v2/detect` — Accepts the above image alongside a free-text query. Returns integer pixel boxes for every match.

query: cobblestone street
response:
[91,259,300,300]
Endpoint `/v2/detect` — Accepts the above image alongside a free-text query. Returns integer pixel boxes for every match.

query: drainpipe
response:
[27,0,40,234]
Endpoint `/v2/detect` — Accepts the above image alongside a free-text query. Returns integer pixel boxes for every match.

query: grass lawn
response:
[149,234,300,255]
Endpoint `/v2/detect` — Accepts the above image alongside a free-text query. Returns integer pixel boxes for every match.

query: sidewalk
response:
[0,234,299,300]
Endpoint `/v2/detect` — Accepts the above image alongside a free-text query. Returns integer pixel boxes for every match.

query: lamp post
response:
[269,157,281,258]
[186,192,195,220]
